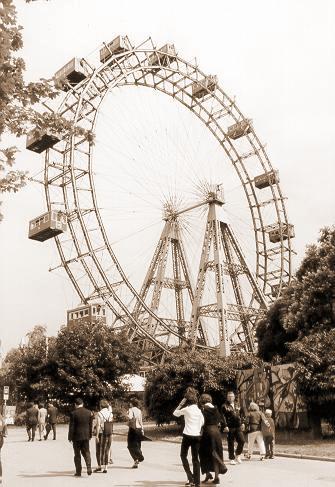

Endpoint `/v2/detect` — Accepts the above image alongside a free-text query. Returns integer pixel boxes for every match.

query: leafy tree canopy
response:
[145,349,261,425]
[256,226,335,413]
[0,321,141,410]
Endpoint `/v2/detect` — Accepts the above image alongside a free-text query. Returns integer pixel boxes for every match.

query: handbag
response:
[128,408,137,430]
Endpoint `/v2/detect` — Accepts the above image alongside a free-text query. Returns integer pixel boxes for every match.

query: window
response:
[92,307,96,314]
[84,309,89,316]
[44,214,49,223]
[102,309,106,316]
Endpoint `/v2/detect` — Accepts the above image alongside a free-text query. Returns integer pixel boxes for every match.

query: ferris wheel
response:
[27,35,295,365]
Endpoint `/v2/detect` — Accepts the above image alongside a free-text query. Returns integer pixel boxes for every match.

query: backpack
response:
[99,410,113,436]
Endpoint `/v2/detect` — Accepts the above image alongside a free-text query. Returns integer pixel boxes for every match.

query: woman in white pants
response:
[246,402,269,461]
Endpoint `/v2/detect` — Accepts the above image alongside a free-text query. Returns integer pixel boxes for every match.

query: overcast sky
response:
[0,0,334,354]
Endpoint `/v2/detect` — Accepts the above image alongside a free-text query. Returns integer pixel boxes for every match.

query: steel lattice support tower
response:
[188,193,268,356]
[130,216,202,355]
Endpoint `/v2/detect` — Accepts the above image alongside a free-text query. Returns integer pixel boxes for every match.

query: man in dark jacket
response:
[68,398,93,477]
[221,391,246,465]
[44,403,58,440]
[26,403,38,442]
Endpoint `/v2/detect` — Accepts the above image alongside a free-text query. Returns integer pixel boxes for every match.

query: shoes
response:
[94,468,102,473]
[230,459,236,465]
[212,479,220,485]
[27,438,31,442]
[245,453,251,460]
[260,456,264,461]
[132,460,139,469]
[74,473,81,477]
[44,435,47,440]
[264,455,269,459]
[109,458,114,464]
[39,439,42,441]
[269,455,274,459]
[203,473,213,483]
[53,438,56,440]
[87,469,92,476]
[102,469,107,473]
[236,455,242,464]
[185,482,194,486]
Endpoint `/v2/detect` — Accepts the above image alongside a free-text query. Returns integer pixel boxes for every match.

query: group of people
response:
[25,402,58,442]
[68,396,145,477]
[2,390,275,483]
[173,388,275,487]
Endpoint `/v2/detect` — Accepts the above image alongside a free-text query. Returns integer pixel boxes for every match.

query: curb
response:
[159,438,335,462]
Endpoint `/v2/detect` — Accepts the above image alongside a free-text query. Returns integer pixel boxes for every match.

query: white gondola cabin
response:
[28,211,67,242]
[100,36,129,64]
[192,75,217,99]
[67,303,107,326]
[54,58,87,91]
[268,223,295,243]
[254,170,280,189]
[148,44,176,70]
[227,119,252,140]
[26,130,61,153]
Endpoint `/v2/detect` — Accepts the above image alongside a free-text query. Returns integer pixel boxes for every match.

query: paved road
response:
[1,426,335,486]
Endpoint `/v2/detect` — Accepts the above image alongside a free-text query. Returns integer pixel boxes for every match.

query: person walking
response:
[44,402,58,440]
[127,398,145,469]
[94,399,113,473]
[38,403,47,441]
[26,402,38,442]
[173,388,204,487]
[68,397,93,477]
[221,391,246,465]
[199,394,227,485]
[0,413,7,485]
[262,409,275,459]
[245,402,268,461]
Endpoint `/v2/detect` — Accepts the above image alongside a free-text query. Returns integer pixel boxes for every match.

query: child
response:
[262,409,275,459]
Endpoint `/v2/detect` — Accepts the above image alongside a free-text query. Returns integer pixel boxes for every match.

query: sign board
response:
[3,386,9,400]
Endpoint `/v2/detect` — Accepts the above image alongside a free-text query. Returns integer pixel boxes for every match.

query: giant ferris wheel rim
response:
[44,36,294,357]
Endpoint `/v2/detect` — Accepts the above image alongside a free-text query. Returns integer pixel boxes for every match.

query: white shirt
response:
[173,404,204,436]
[128,406,143,429]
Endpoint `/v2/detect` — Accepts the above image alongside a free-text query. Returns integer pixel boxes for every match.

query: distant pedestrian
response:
[173,388,204,487]
[199,394,227,484]
[127,398,144,469]
[38,403,47,441]
[221,391,246,465]
[246,402,268,461]
[68,397,93,477]
[26,402,38,442]
[262,409,275,459]
[94,399,113,473]
[44,402,58,440]
[0,413,8,484]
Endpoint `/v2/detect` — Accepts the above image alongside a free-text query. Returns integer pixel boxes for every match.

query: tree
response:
[145,349,261,425]
[0,321,141,410]
[257,226,335,360]
[288,330,335,420]
[256,226,335,418]
[0,0,93,220]
[48,322,140,409]
[0,325,50,402]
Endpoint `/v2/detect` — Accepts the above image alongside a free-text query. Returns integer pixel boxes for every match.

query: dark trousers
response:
[96,433,112,466]
[73,439,91,474]
[0,435,4,478]
[227,428,244,460]
[264,435,274,457]
[127,428,144,462]
[26,424,37,441]
[180,434,201,486]
[45,423,56,439]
